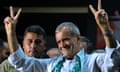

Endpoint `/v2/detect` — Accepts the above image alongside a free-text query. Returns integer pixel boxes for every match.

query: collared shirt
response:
[8,42,120,72]
[0,59,17,72]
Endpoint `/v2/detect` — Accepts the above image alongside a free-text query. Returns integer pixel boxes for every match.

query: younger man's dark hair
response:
[24,25,46,37]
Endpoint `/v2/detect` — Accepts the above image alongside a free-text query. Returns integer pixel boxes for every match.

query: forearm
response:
[100,24,117,48]
[4,6,22,54]
[7,32,18,54]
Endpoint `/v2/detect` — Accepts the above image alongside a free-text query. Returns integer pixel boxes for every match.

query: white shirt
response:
[8,42,120,72]
[61,58,76,72]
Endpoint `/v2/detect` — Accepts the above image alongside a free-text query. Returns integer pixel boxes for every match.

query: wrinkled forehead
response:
[56,28,72,36]
[55,29,74,42]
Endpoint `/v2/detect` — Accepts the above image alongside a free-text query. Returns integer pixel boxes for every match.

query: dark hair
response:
[80,36,94,54]
[80,36,91,47]
[24,25,46,37]
[0,39,4,47]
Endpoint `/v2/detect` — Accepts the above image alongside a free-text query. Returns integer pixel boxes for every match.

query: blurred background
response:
[0,0,120,49]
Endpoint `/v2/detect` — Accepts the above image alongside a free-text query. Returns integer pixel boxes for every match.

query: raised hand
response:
[3,6,22,53]
[4,6,22,34]
[89,0,117,48]
[89,0,110,32]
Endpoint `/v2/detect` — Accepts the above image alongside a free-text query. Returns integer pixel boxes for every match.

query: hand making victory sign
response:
[89,0,111,32]
[89,0,117,48]
[3,6,22,53]
[4,6,22,35]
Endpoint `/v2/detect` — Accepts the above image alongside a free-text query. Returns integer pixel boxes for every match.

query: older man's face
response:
[55,29,80,59]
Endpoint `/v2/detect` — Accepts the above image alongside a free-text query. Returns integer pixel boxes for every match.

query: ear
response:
[42,40,46,50]
[77,35,80,40]
[22,39,25,49]
[22,39,24,45]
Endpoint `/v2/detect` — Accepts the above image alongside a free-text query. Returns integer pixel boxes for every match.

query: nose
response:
[59,41,64,49]
[30,41,36,49]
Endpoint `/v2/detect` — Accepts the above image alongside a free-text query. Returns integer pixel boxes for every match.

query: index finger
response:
[9,6,14,17]
[98,0,102,10]
[14,8,22,20]
[89,5,96,15]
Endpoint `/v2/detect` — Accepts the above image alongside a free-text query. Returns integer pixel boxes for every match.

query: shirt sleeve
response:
[110,41,120,67]
[8,45,48,72]
[96,40,120,71]
[0,59,17,72]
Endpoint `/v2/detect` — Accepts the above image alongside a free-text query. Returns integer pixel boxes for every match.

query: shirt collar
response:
[76,48,85,71]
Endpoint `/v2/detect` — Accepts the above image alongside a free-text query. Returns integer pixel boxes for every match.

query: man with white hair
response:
[3,0,120,72]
